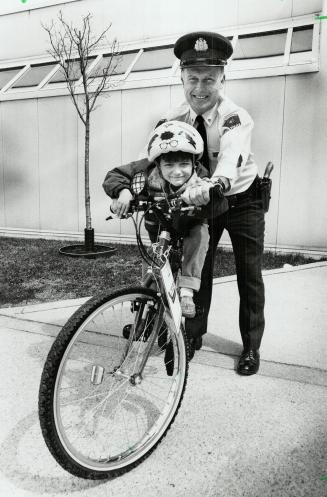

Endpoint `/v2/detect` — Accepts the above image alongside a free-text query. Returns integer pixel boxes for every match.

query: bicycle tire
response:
[38,287,188,479]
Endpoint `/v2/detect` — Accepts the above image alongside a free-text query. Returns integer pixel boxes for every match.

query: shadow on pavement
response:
[203,333,242,357]
[0,411,113,494]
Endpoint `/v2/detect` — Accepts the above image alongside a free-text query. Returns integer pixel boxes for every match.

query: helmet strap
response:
[192,156,198,176]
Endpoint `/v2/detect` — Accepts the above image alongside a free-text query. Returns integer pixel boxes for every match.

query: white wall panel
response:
[142,0,238,38]
[0,0,236,62]
[0,0,120,61]
[277,14,327,251]
[237,0,292,26]
[0,0,322,63]
[0,104,5,226]
[38,96,79,232]
[0,11,50,61]
[278,72,327,250]
[226,77,285,247]
[292,0,323,16]
[2,100,39,229]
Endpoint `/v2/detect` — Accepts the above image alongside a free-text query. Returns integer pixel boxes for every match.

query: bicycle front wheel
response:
[38,287,188,479]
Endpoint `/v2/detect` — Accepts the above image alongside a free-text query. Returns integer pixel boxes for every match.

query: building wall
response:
[0,0,326,255]
[0,0,323,61]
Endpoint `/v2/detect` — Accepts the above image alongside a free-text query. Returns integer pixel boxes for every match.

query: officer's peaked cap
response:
[174,31,233,68]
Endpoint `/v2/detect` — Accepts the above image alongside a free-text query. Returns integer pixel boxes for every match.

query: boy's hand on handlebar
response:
[112,189,134,217]
[181,179,211,206]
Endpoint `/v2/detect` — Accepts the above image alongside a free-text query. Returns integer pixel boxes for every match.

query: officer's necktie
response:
[195,115,209,171]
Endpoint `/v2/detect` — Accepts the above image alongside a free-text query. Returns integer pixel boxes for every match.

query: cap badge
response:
[194,38,208,52]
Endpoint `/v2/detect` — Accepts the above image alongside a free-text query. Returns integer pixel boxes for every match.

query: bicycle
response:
[38,172,222,479]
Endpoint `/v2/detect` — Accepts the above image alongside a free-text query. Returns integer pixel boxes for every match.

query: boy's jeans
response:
[179,223,209,291]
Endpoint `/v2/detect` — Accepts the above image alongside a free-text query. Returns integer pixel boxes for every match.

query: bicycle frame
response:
[125,231,182,379]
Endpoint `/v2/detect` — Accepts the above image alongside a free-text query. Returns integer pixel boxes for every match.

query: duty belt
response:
[226,176,259,207]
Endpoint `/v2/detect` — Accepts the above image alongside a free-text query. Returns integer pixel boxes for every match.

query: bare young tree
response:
[43,11,120,253]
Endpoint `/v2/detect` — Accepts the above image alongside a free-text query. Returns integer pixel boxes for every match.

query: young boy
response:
[103,121,213,318]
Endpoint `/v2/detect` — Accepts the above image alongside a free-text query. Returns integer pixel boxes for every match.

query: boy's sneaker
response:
[181,295,196,318]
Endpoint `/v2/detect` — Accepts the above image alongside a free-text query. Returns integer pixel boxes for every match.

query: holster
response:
[258,176,272,213]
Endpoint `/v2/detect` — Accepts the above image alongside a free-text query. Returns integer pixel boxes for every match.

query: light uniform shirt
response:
[140,96,258,196]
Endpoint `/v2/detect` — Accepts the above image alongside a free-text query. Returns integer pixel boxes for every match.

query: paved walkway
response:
[0,261,326,496]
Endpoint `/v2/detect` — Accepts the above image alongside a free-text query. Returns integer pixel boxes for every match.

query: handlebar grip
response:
[209,183,224,200]
[204,183,229,218]
[106,199,138,220]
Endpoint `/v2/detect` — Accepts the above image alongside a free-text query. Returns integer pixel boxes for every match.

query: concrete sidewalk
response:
[0,261,326,496]
[2,261,327,383]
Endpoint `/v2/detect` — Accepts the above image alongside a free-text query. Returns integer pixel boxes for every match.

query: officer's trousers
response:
[185,193,265,351]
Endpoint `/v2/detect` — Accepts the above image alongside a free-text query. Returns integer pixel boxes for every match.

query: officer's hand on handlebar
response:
[111,189,134,217]
[181,178,211,206]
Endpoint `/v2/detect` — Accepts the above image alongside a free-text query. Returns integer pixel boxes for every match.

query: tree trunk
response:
[84,118,92,228]
[84,117,94,250]
[84,227,94,252]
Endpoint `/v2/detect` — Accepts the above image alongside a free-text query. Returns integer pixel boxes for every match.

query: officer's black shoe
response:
[164,340,174,376]
[237,349,260,376]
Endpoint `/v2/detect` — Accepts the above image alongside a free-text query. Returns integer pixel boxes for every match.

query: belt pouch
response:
[258,177,272,212]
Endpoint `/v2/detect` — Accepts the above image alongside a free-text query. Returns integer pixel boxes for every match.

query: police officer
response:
[167,31,265,375]
[103,31,265,375]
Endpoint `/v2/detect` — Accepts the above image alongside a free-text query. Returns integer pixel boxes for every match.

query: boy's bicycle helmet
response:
[147,120,203,163]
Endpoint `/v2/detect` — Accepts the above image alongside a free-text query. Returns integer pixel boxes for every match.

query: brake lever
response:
[105,198,151,221]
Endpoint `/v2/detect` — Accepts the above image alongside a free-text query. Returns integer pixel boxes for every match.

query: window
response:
[0,67,23,89]
[11,62,57,88]
[233,29,287,60]
[90,51,138,78]
[48,57,96,84]
[131,46,176,72]
[291,25,313,53]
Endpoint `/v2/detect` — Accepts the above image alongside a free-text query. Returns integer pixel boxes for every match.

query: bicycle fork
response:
[132,302,165,382]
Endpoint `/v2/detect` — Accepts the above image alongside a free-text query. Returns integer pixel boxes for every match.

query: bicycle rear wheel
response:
[38,287,188,479]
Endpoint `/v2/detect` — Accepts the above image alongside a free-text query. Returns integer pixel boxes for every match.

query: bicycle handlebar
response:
[106,184,224,221]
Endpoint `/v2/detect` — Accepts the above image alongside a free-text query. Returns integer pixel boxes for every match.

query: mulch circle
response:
[59,244,117,259]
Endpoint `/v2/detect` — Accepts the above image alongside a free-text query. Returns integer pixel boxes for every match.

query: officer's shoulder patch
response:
[222,113,241,133]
